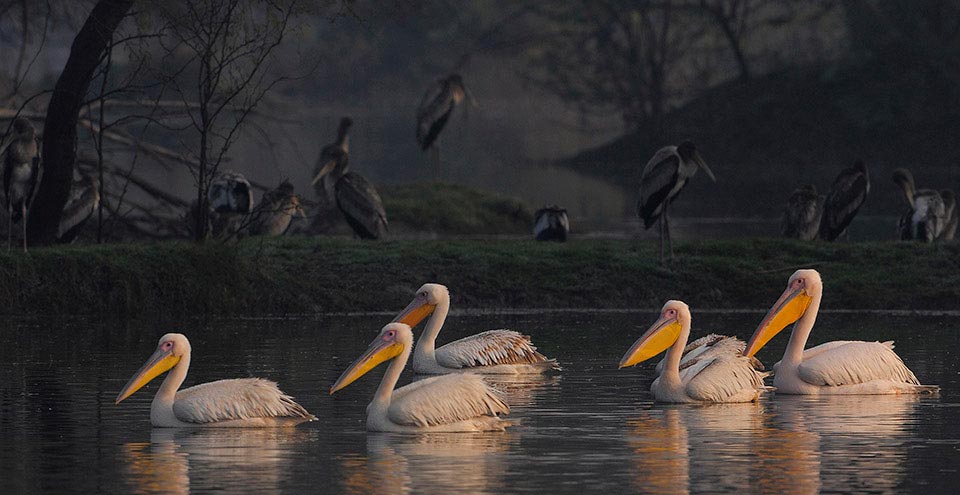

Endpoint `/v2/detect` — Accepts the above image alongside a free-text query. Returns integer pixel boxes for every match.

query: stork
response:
[416,74,467,180]
[819,160,869,241]
[1,118,40,252]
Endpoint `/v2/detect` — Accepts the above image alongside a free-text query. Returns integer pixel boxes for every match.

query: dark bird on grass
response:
[208,170,253,239]
[416,74,467,180]
[819,160,870,241]
[58,174,100,244]
[1,118,40,252]
[313,117,351,202]
[533,205,569,242]
[637,141,715,262]
[249,180,305,237]
[781,184,823,241]
[892,168,948,242]
[939,190,956,241]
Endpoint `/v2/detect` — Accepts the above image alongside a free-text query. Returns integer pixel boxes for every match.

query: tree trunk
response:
[27,0,133,246]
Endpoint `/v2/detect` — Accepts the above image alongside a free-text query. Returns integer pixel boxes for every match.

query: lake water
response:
[1,311,957,494]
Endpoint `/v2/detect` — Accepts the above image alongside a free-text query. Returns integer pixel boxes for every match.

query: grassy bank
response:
[0,238,957,317]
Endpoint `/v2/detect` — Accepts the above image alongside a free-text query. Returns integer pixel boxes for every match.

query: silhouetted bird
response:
[313,117,351,203]
[781,184,822,241]
[638,141,715,262]
[534,205,569,242]
[416,74,466,179]
[208,170,253,239]
[892,168,948,242]
[249,180,304,237]
[819,160,869,241]
[939,190,956,241]
[58,174,100,243]
[1,118,40,251]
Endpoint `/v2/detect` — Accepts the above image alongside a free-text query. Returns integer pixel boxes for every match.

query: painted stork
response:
[58,174,100,243]
[940,190,957,241]
[416,73,467,180]
[248,180,304,237]
[743,269,939,394]
[115,333,316,427]
[208,170,253,239]
[533,205,569,242]
[819,160,870,241]
[781,184,822,241]
[1,118,40,252]
[619,300,769,403]
[637,141,715,262]
[330,322,512,432]
[312,117,351,203]
[892,168,948,242]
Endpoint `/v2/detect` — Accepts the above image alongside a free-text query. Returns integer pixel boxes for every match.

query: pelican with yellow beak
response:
[330,323,511,432]
[115,333,316,427]
[393,283,559,374]
[744,269,939,394]
[619,300,769,403]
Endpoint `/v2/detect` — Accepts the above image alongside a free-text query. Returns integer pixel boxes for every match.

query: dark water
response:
[1,311,957,494]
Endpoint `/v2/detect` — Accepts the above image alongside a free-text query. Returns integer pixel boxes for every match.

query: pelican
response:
[1,118,40,252]
[115,333,316,427]
[619,300,769,403]
[781,184,822,241]
[329,322,511,432]
[533,205,569,242]
[393,283,560,375]
[637,141,715,262]
[58,174,100,243]
[743,269,939,394]
[311,118,387,240]
[416,73,467,179]
[208,170,253,239]
[248,180,304,236]
[892,168,948,242]
[819,160,869,241]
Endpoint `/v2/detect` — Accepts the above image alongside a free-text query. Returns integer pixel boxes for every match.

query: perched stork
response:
[248,180,304,237]
[892,168,948,242]
[58,174,100,243]
[781,184,822,241]
[208,171,253,239]
[1,118,40,252]
[330,322,511,432]
[619,300,769,403]
[940,190,957,241]
[819,160,869,241]
[115,333,316,427]
[416,73,467,180]
[533,205,569,242]
[312,117,351,203]
[744,269,939,394]
[637,141,715,262]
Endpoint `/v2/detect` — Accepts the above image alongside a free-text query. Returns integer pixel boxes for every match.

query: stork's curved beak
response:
[330,337,404,394]
[115,348,181,404]
[392,295,436,328]
[619,315,682,369]
[310,160,338,186]
[744,286,812,357]
[693,150,716,182]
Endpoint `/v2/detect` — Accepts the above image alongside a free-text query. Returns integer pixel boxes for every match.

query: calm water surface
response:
[1,311,957,494]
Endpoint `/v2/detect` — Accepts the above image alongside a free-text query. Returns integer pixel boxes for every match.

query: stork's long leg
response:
[431,145,440,181]
[664,200,674,260]
[7,208,11,251]
[21,203,27,253]
[658,207,665,264]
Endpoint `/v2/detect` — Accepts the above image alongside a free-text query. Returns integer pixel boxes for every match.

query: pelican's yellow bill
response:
[619,318,682,368]
[393,301,436,328]
[330,342,404,394]
[745,289,812,357]
[115,350,180,404]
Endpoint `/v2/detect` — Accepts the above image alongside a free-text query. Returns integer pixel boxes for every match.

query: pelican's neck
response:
[783,290,822,365]
[151,353,190,424]
[661,322,690,386]
[415,296,450,362]
[373,343,410,405]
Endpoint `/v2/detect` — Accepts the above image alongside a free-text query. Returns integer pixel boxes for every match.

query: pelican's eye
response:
[385,330,396,339]
[161,341,174,351]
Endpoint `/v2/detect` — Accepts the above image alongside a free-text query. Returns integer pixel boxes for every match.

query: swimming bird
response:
[892,168,948,242]
[781,184,822,241]
[115,333,316,427]
[312,117,351,203]
[416,73,467,179]
[1,118,40,252]
[819,160,869,241]
[393,283,560,374]
[248,180,304,236]
[330,322,511,432]
[743,269,939,394]
[533,205,569,242]
[208,170,253,239]
[58,174,100,243]
[619,300,769,403]
[637,141,715,262]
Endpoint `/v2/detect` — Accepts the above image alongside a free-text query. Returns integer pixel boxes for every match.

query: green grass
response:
[381,182,533,235]
[1,238,958,317]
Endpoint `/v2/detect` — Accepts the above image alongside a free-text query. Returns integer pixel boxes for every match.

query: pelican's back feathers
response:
[388,373,509,427]
[173,378,315,424]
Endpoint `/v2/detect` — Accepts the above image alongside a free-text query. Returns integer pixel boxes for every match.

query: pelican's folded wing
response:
[388,374,509,427]
[173,378,314,424]
[435,329,557,369]
[796,341,920,387]
[686,356,766,402]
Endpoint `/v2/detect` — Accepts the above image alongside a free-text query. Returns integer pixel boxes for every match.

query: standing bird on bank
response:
[819,160,870,241]
[892,168,948,242]
[393,283,560,375]
[637,141,715,262]
[330,323,511,432]
[416,74,467,180]
[58,174,100,243]
[940,190,957,241]
[781,184,822,241]
[115,333,316,427]
[533,205,569,242]
[619,300,769,403]
[208,171,253,239]
[311,119,387,240]
[743,269,939,395]
[1,118,40,252]
[249,180,304,237]
[312,117,351,202]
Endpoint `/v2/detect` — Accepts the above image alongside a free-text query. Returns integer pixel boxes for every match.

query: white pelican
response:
[619,300,768,403]
[115,333,316,427]
[329,323,511,432]
[781,184,822,241]
[393,283,560,375]
[819,160,870,241]
[1,117,40,252]
[637,141,715,262]
[533,205,569,242]
[744,269,939,394]
[893,168,948,242]
[58,174,100,243]
[249,180,304,236]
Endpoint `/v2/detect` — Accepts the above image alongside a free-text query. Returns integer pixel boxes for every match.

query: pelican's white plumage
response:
[393,283,560,374]
[745,269,938,395]
[330,323,510,432]
[115,333,315,427]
